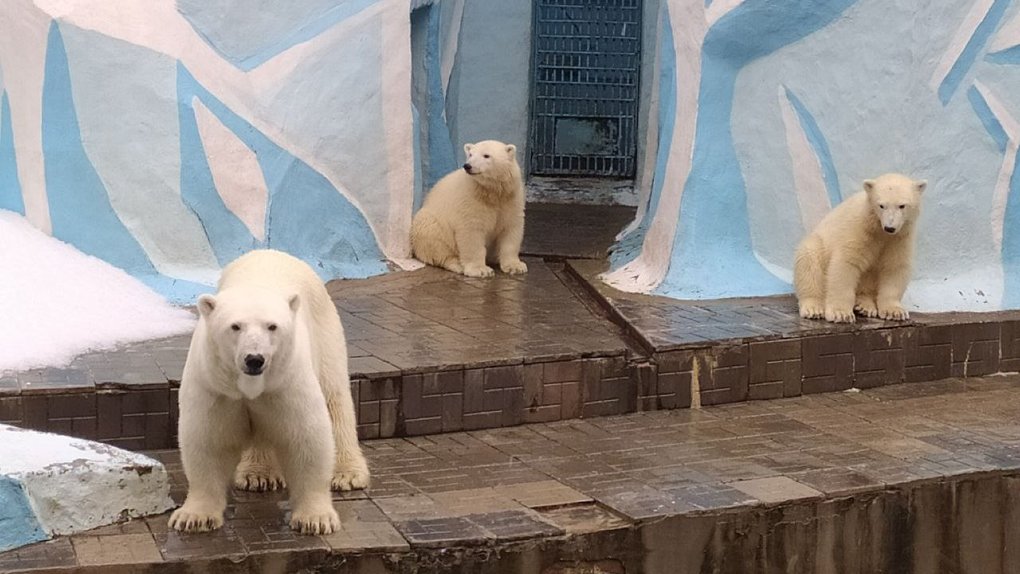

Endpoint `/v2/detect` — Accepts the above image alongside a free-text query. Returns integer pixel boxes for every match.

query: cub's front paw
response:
[500,259,528,275]
[798,300,824,319]
[824,306,856,324]
[168,504,224,533]
[853,298,879,318]
[290,505,340,535]
[878,304,909,321]
[462,264,495,278]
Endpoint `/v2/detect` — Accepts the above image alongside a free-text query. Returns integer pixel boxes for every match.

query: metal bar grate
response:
[530,0,642,178]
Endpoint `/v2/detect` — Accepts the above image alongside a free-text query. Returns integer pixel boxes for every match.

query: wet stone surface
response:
[2,376,1019,571]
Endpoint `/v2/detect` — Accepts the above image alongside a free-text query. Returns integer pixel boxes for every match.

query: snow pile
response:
[0,210,196,372]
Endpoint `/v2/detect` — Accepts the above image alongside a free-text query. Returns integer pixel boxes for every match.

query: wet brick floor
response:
[521,203,637,259]
[3,375,1020,570]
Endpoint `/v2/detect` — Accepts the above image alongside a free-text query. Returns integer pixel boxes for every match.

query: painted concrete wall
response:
[0,0,414,303]
[6,0,1013,313]
[443,1,533,174]
[608,0,1020,312]
[0,0,543,303]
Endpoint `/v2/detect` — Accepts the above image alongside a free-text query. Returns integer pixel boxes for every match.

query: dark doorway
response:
[529,0,642,178]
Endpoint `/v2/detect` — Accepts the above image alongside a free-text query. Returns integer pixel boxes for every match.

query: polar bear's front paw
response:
[799,300,825,319]
[233,466,286,492]
[168,504,224,533]
[824,305,856,323]
[290,505,340,535]
[332,464,370,491]
[854,297,879,318]
[878,303,909,321]
[462,264,495,278]
[500,259,528,275]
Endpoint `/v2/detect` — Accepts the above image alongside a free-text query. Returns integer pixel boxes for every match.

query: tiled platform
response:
[0,259,637,448]
[521,203,637,259]
[568,260,1020,406]
[4,376,1020,573]
[4,257,1020,450]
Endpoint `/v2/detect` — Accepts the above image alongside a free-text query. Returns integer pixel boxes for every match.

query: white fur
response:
[794,173,927,324]
[410,140,528,277]
[169,249,369,535]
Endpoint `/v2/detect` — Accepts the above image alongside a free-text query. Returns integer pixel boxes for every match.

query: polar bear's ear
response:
[464,143,474,157]
[914,180,927,194]
[288,293,301,313]
[506,144,516,157]
[863,179,876,195]
[197,294,216,318]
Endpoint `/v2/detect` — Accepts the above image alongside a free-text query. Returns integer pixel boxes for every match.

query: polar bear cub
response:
[411,140,528,278]
[794,173,926,324]
[169,249,369,535]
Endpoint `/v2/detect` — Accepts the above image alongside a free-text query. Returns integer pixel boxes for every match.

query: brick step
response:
[4,378,1020,573]
[2,258,1018,450]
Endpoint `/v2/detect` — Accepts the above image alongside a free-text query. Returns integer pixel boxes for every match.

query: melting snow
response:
[0,210,196,372]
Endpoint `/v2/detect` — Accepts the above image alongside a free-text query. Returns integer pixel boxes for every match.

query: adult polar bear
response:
[411,140,528,277]
[794,173,926,324]
[169,249,369,534]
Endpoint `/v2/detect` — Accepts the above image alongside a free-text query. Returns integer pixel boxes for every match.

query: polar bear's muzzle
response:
[243,353,266,376]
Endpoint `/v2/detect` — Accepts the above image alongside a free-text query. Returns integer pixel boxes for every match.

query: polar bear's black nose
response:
[244,354,265,374]
[463,163,472,172]
[883,226,896,233]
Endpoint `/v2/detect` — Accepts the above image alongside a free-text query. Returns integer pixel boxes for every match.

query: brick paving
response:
[567,259,1020,407]
[3,375,1020,571]
[3,256,1020,450]
[521,203,637,259]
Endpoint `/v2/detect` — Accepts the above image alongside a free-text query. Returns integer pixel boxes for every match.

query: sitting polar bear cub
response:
[169,249,369,535]
[411,139,528,278]
[794,173,926,324]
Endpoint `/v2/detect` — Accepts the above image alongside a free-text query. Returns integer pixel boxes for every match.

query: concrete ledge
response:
[0,424,173,553]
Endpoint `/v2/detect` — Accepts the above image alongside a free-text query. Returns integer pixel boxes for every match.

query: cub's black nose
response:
[883,226,896,233]
[244,354,265,374]
[463,163,472,172]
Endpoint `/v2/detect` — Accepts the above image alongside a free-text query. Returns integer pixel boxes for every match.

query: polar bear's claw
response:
[169,506,224,532]
[290,506,340,535]
[824,306,855,323]
[234,470,286,492]
[878,305,909,321]
[854,299,879,318]
[463,264,495,278]
[501,259,528,275]
[332,466,370,491]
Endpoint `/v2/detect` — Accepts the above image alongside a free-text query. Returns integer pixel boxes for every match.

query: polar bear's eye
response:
[483,154,490,159]
[268,324,278,332]
[230,323,240,331]
[879,204,886,209]
[898,204,905,209]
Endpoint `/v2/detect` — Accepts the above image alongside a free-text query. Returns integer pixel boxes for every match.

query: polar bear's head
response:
[863,173,926,236]
[197,287,299,398]
[462,140,519,184]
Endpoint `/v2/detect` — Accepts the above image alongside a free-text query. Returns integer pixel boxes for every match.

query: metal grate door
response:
[530,0,642,178]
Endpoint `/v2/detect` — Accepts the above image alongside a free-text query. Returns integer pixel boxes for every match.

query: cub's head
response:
[197,287,299,399]
[462,140,519,182]
[863,173,926,236]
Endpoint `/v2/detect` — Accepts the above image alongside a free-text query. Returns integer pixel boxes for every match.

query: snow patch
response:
[0,210,195,372]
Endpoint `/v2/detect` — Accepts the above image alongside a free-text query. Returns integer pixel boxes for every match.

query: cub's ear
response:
[863,179,876,195]
[506,144,517,157]
[464,143,474,157]
[197,294,216,318]
[288,293,301,313]
[914,180,927,194]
